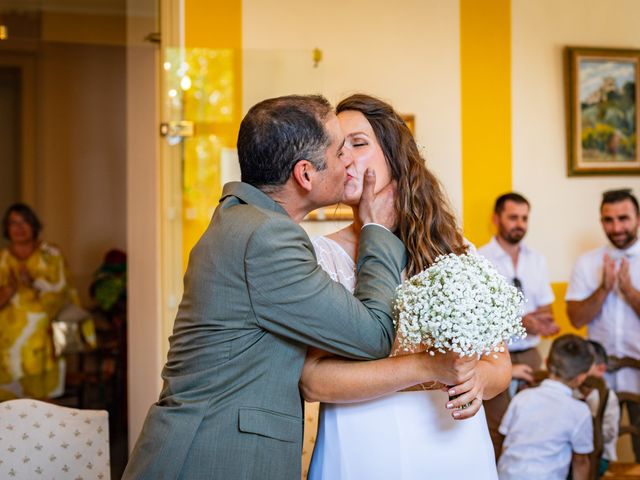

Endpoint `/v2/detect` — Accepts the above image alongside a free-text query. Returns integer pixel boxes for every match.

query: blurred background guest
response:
[90,249,127,317]
[0,203,94,400]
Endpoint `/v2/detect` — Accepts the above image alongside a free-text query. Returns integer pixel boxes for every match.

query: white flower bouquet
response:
[393,253,526,358]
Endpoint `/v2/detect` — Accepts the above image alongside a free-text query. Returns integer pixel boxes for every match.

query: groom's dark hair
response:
[237,95,333,191]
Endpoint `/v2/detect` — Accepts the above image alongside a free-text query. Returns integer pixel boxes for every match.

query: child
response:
[577,340,620,477]
[498,334,595,480]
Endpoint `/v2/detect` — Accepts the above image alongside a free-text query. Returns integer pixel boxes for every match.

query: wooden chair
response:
[55,309,124,411]
[608,356,640,441]
[531,369,549,387]
[583,376,609,480]
[605,462,640,478]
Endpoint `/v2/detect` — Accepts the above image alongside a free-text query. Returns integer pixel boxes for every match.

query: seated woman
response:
[0,203,94,400]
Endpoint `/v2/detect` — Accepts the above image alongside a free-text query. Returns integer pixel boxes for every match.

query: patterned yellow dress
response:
[0,242,94,400]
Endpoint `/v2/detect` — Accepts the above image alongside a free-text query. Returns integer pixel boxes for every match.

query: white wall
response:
[38,42,127,302]
[242,0,463,235]
[512,0,640,282]
[243,0,640,269]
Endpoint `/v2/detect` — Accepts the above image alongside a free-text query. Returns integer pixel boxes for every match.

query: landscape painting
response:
[566,47,640,175]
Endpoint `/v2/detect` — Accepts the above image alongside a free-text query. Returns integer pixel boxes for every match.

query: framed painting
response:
[566,47,640,175]
[306,113,416,220]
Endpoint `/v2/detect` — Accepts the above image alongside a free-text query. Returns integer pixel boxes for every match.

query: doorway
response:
[0,4,132,478]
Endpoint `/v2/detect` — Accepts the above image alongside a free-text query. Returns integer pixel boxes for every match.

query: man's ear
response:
[492,212,499,228]
[292,160,314,192]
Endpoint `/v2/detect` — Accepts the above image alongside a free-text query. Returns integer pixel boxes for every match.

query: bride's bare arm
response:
[300,347,477,404]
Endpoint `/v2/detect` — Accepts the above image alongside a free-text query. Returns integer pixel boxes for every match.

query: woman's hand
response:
[445,348,511,420]
[425,350,478,387]
[358,169,398,231]
[443,363,486,420]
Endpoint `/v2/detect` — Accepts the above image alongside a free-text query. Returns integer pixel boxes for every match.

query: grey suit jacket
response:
[123,181,406,480]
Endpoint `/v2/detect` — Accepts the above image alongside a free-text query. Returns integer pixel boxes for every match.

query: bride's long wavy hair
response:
[336,94,467,277]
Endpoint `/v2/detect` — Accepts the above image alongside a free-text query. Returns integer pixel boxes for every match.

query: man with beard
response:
[479,192,559,459]
[567,188,640,461]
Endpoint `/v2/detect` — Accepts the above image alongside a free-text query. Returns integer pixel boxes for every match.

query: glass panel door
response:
[159,43,324,344]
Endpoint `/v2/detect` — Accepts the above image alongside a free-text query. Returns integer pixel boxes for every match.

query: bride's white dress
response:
[308,236,498,480]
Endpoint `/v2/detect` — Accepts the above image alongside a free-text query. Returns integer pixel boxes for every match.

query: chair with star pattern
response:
[0,398,110,479]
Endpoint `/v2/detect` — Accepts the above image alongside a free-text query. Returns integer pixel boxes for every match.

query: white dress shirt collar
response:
[540,378,573,397]
[606,238,640,259]
[487,236,531,259]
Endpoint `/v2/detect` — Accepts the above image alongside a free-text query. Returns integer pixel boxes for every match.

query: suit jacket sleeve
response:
[245,218,406,360]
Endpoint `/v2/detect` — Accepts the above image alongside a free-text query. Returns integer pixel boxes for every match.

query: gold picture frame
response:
[306,113,415,221]
[565,47,640,175]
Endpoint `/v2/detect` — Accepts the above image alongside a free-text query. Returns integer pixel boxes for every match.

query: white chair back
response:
[0,399,110,479]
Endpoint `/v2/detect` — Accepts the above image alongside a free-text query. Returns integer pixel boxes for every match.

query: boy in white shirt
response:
[498,335,594,480]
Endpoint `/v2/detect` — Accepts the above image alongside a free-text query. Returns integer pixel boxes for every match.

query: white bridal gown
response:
[308,236,498,480]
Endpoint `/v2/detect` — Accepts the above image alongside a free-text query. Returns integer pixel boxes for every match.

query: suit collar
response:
[221,182,289,216]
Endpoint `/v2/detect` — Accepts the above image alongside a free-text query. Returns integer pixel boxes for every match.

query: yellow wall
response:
[186,0,241,49]
[182,0,242,266]
[460,0,512,247]
[459,0,588,342]
[551,282,586,337]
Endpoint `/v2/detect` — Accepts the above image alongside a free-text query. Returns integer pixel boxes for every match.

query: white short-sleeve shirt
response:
[478,237,555,351]
[498,379,593,480]
[565,240,640,393]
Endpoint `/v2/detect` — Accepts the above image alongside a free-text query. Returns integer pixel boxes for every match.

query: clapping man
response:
[479,192,559,459]
[566,188,640,461]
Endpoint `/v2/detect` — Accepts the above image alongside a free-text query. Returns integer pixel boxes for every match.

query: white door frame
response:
[125,0,164,447]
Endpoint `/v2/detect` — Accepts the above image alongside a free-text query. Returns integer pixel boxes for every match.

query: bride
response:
[301,94,511,479]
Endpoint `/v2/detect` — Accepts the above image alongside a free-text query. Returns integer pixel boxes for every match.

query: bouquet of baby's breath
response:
[393,253,526,358]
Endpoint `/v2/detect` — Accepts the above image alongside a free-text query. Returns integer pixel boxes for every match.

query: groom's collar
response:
[220,182,289,217]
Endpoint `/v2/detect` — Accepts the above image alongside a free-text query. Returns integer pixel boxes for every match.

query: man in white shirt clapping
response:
[479,192,559,459]
[566,188,640,460]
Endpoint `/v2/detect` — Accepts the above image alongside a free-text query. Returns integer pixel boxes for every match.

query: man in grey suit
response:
[123,95,406,479]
